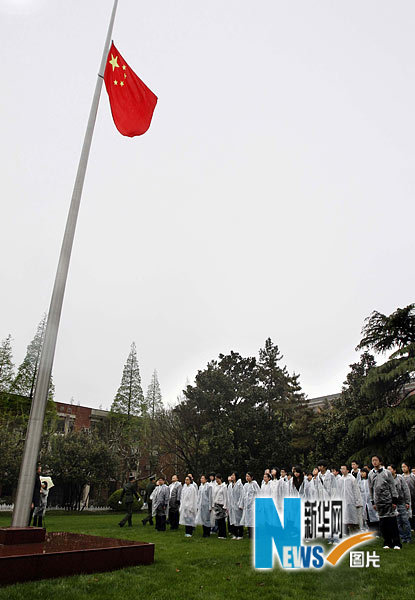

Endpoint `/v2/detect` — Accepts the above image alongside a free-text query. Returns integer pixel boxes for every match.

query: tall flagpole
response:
[12,0,119,528]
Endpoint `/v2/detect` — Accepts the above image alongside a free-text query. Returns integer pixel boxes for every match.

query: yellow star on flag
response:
[114,80,118,85]
[120,81,124,87]
[122,65,126,70]
[109,54,120,71]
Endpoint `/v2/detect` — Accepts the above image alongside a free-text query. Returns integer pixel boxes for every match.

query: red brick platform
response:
[0,526,46,545]
[0,529,154,586]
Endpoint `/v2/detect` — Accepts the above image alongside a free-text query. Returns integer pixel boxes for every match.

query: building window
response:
[56,419,65,433]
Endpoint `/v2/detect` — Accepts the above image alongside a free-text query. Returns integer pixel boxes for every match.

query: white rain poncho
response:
[287,477,306,498]
[359,477,379,523]
[402,473,415,518]
[270,477,289,512]
[240,480,260,527]
[150,483,170,517]
[338,474,363,525]
[351,468,361,482]
[260,480,272,497]
[196,482,213,527]
[211,481,228,520]
[33,486,49,518]
[211,481,227,507]
[316,470,338,500]
[304,478,317,501]
[228,479,244,527]
[179,482,199,526]
[168,481,182,512]
[368,467,398,518]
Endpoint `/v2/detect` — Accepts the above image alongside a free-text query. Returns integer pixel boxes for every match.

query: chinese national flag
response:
[104,42,157,137]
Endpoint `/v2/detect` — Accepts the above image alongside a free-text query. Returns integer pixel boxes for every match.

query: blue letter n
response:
[254,498,301,569]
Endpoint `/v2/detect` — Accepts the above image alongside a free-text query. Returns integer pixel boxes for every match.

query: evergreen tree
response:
[11,314,54,400]
[257,337,305,420]
[155,339,308,476]
[310,352,377,466]
[145,369,163,418]
[348,304,415,463]
[0,335,14,392]
[357,304,415,354]
[111,342,145,416]
[357,303,415,404]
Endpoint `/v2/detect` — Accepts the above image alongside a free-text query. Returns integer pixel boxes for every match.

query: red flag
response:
[104,42,157,137]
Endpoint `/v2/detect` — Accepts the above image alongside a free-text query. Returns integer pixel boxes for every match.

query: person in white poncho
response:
[351,461,361,482]
[359,467,379,533]
[288,466,306,497]
[228,472,244,540]
[168,475,182,531]
[270,468,279,481]
[316,461,339,544]
[150,477,170,531]
[211,474,228,539]
[270,469,289,514]
[196,475,213,537]
[240,472,260,538]
[339,464,363,535]
[331,467,342,484]
[260,472,273,497]
[270,474,281,513]
[179,475,199,537]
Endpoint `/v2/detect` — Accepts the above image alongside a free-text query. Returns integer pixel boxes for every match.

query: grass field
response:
[0,511,414,600]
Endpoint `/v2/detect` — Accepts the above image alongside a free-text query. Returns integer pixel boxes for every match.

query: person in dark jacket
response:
[142,475,156,526]
[368,455,401,549]
[29,464,42,526]
[401,462,415,530]
[118,476,140,527]
[388,464,412,543]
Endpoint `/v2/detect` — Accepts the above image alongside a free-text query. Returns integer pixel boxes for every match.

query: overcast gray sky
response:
[1,0,414,410]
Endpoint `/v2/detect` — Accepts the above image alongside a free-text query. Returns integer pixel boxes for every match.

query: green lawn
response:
[0,511,414,600]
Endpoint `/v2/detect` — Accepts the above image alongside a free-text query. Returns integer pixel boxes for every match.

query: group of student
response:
[143,456,415,549]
